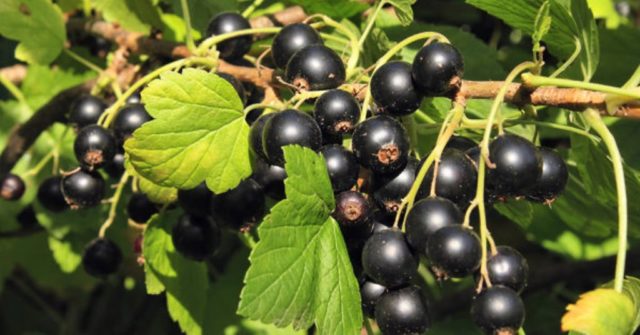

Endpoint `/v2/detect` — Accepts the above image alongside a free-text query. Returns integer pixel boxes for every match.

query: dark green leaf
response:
[94,0,163,33]
[284,0,367,19]
[386,0,417,26]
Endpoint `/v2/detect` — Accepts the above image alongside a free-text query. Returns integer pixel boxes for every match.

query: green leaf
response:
[125,68,251,194]
[47,235,83,273]
[587,0,624,28]
[93,0,162,33]
[532,1,551,53]
[361,27,394,67]
[284,0,368,19]
[561,289,635,335]
[21,64,96,110]
[167,0,237,35]
[603,277,640,332]
[238,146,362,335]
[593,26,640,86]
[466,0,599,80]
[0,0,65,64]
[138,176,178,205]
[143,210,209,335]
[386,0,417,26]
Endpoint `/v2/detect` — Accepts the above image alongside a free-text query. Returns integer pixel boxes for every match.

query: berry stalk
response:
[180,0,196,53]
[583,109,628,293]
[197,27,281,56]
[98,171,130,238]
[522,73,640,100]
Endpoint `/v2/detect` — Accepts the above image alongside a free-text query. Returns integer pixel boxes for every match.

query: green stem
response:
[549,38,581,78]
[522,73,640,100]
[622,65,640,89]
[359,32,449,120]
[63,48,103,73]
[584,109,627,293]
[242,0,264,17]
[98,172,130,238]
[238,231,257,249]
[243,103,281,115]
[197,27,281,56]
[24,151,55,177]
[413,110,436,124]
[480,62,535,164]
[358,0,385,48]
[0,74,27,105]
[180,0,196,52]
[364,317,375,335]
[462,117,599,142]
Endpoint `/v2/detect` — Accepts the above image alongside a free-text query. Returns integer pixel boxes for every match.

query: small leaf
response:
[48,236,82,273]
[238,146,362,335]
[561,289,635,335]
[0,0,66,64]
[125,68,251,194]
[532,0,551,53]
[386,0,417,26]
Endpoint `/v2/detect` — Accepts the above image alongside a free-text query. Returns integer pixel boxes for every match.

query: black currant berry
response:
[314,89,360,137]
[446,135,477,152]
[127,193,159,223]
[285,45,346,91]
[16,205,39,229]
[471,286,525,335]
[333,191,373,238]
[206,12,252,61]
[262,109,322,166]
[172,214,221,261]
[271,23,323,69]
[412,42,464,95]
[352,115,410,176]
[405,196,462,254]
[1,173,25,201]
[375,285,430,335]
[74,125,117,170]
[372,157,417,214]
[487,246,529,293]
[371,209,393,233]
[69,95,107,129]
[211,179,265,229]
[525,147,568,202]
[371,61,423,116]
[488,134,542,196]
[82,238,122,277]
[104,150,125,179]
[418,148,477,208]
[37,176,68,212]
[126,91,142,104]
[178,182,213,217]
[249,113,275,161]
[320,145,359,192]
[61,169,105,208]
[251,158,287,200]
[218,72,247,104]
[112,103,152,142]
[426,225,481,279]
[361,280,387,318]
[362,229,417,288]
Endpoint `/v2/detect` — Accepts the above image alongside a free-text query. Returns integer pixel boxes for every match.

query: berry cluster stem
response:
[358,0,385,49]
[583,109,628,293]
[197,27,282,56]
[98,171,130,238]
[180,0,196,53]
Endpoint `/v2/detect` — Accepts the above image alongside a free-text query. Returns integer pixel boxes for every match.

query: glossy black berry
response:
[361,280,387,318]
[314,89,360,137]
[372,157,417,214]
[285,45,346,91]
[251,158,287,200]
[320,145,359,192]
[61,169,105,208]
[82,238,122,277]
[426,225,481,279]
[74,125,117,170]
[104,150,125,179]
[412,42,464,95]
[37,176,68,212]
[112,103,152,142]
[471,286,525,335]
[1,173,25,201]
[375,286,430,335]
[127,193,159,223]
[352,115,410,176]
[126,91,142,104]
[418,148,477,208]
[525,147,568,202]
[371,61,423,116]
[178,182,213,217]
[487,134,542,196]
[271,23,323,69]
[405,196,462,254]
[211,179,265,229]
[262,109,322,166]
[446,135,477,152]
[69,95,107,129]
[362,229,417,288]
[218,72,247,104]
[249,113,275,161]
[206,12,252,61]
[333,191,373,237]
[16,205,39,228]
[172,214,221,261]
[487,246,529,293]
